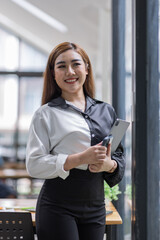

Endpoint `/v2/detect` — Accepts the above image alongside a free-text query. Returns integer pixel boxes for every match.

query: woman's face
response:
[54,49,88,98]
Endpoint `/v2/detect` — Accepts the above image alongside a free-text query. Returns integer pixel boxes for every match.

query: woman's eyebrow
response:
[56,61,65,65]
[56,59,82,65]
[71,59,82,62]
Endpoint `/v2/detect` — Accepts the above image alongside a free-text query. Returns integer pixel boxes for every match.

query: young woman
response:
[26,42,125,240]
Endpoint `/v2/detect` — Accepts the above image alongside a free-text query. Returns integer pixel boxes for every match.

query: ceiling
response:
[0,0,110,59]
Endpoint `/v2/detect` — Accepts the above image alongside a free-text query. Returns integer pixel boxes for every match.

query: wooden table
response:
[105,201,122,239]
[0,199,122,239]
[2,162,26,170]
[0,199,36,226]
[105,201,122,225]
[0,169,31,179]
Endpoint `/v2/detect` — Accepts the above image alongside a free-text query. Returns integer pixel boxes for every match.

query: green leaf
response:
[104,181,121,201]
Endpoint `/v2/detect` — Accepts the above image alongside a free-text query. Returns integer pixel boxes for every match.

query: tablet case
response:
[109,118,130,155]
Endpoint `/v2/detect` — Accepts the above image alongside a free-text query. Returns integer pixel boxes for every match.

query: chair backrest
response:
[0,211,34,240]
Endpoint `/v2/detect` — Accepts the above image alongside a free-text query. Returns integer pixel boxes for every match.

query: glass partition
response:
[0,75,18,161]
[0,28,19,71]
[158,0,160,231]
[124,0,132,239]
[0,27,47,163]
[19,41,47,71]
[18,76,43,161]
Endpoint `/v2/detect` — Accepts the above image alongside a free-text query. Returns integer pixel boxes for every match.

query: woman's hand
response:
[81,142,107,165]
[64,142,117,172]
[88,144,116,173]
[64,143,106,171]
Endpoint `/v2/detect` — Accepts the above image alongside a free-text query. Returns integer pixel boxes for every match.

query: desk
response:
[0,199,36,226]
[2,162,26,170]
[0,169,31,179]
[106,201,122,225]
[105,201,122,240]
[0,199,122,239]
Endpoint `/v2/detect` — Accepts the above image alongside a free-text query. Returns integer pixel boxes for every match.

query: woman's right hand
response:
[80,143,107,165]
[64,142,107,171]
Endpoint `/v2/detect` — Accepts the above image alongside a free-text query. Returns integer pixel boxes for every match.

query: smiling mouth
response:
[64,78,78,83]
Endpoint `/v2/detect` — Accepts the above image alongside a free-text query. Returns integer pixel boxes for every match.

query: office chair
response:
[0,211,34,240]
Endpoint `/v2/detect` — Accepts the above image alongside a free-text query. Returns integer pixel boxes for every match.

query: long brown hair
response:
[41,42,95,105]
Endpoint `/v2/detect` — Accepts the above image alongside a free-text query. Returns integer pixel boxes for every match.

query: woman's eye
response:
[58,65,65,68]
[73,62,81,67]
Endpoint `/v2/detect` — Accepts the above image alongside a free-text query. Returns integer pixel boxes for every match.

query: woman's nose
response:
[66,65,75,75]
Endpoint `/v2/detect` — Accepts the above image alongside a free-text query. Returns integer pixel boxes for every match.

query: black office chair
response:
[0,211,34,240]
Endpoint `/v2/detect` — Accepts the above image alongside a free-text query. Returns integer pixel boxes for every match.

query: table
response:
[0,199,36,226]
[105,201,122,225]
[0,199,122,239]
[2,162,26,170]
[105,201,122,239]
[0,169,31,179]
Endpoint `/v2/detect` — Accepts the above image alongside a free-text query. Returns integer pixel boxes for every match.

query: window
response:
[0,28,47,162]
[18,77,43,160]
[0,28,19,71]
[19,41,47,71]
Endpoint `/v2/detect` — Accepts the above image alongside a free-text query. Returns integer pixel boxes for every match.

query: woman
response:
[26,42,125,240]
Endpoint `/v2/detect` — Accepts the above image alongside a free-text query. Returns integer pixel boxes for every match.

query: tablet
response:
[108,118,130,155]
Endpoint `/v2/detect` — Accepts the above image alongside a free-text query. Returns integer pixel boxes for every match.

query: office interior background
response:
[0,0,159,240]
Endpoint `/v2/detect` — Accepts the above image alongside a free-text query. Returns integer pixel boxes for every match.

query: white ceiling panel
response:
[0,0,108,59]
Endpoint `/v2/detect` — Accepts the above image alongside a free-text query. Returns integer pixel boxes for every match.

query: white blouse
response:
[26,103,91,180]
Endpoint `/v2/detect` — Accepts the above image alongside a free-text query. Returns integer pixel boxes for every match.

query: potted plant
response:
[104,181,121,203]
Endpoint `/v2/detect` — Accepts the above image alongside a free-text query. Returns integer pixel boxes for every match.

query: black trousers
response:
[36,169,106,240]
[36,201,106,240]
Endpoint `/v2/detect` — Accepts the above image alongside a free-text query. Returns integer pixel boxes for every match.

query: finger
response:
[97,154,107,160]
[106,143,111,156]
[94,147,106,156]
[96,145,107,152]
[96,141,103,146]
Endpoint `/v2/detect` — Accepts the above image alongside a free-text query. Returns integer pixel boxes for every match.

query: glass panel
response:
[19,41,47,71]
[124,0,132,239]
[0,75,18,131]
[0,75,18,161]
[158,0,160,229]
[0,28,19,71]
[18,77,43,161]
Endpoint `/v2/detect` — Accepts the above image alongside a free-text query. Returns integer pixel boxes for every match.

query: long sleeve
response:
[26,110,69,180]
[103,143,125,187]
[102,106,126,187]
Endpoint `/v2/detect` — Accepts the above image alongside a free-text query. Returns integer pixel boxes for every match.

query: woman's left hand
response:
[88,144,115,173]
